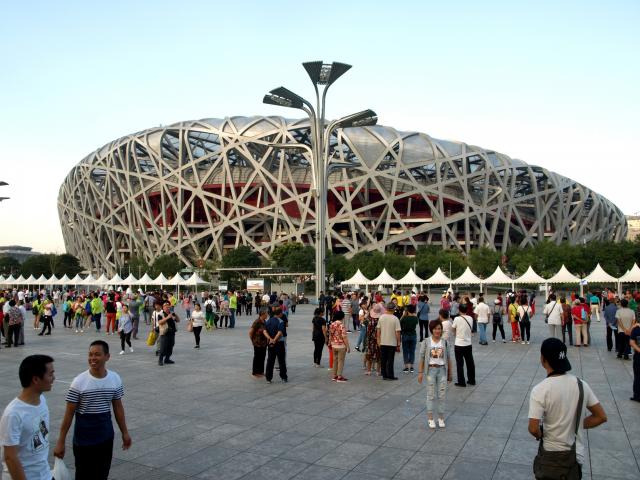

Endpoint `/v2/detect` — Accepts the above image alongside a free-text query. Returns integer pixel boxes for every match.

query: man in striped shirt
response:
[54,340,131,479]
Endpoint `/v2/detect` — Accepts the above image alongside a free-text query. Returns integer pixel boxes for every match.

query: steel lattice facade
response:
[58,116,627,274]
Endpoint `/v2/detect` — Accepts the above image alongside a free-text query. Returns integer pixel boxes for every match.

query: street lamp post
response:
[263,61,377,299]
[0,181,9,202]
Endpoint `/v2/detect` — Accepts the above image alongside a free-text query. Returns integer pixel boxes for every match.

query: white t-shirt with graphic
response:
[0,396,51,480]
[428,339,445,366]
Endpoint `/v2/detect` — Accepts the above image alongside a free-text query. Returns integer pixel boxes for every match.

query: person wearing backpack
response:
[492,299,506,343]
[204,295,216,329]
[517,297,533,345]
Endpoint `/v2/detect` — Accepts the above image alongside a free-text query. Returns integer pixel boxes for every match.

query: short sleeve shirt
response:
[66,370,124,446]
[451,315,473,346]
[615,307,635,331]
[0,396,51,480]
[376,313,401,346]
[329,321,347,348]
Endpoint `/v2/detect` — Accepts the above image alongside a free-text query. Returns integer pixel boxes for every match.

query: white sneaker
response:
[438,418,446,428]
[80,329,84,333]
[492,340,496,343]
[129,347,134,353]
[428,419,436,429]
[502,340,506,343]
[119,351,125,355]
[526,341,530,345]
[521,341,526,344]
[75,329,78,333]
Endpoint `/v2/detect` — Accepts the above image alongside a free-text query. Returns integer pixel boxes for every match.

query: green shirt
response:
[400,315,418,337]
[229,295,237,309]
[91,297,103,314]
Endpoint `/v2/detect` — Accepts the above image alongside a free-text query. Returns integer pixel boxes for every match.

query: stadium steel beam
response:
[263,61,377,298]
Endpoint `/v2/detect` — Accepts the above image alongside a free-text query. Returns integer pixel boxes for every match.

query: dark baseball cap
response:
[540,338,571,373]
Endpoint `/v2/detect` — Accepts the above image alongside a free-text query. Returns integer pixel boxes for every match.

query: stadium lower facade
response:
[58,116,627,275]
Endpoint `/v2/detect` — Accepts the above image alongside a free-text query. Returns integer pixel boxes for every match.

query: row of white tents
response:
[0,272,210,288]
[341,263,640,290]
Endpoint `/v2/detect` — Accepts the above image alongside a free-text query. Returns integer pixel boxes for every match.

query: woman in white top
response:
[450,302,476,387]
[517,297,533,345]
[118,305,134,354]
[38,297,54,336]
[190,303,205,348]
[439,309,453,341]
[418,320,452,429]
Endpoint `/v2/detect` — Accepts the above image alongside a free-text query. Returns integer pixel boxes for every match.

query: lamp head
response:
[263,87,306,109]
[303,61,352,86]
[337,109,378,129]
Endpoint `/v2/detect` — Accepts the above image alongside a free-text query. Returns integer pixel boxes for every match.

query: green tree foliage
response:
[467,247,501,278]
[19,254,83,277]
[414,246,466,279]
[271,242,315,272]
[220,246,261,281]
[124,255,150,278]
[150,254,184,277]
[0,256,20,275]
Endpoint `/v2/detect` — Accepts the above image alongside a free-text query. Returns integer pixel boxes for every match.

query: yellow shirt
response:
[391,293,403,307]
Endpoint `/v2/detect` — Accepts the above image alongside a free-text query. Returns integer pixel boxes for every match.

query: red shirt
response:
[571,305,584,325]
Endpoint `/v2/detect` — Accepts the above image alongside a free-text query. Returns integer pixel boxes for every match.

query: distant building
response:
[0,245,41,263]
[626,215,640,241]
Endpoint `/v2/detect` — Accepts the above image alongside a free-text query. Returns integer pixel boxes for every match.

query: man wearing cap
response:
[528,338,607,479]
[376,302,402,380]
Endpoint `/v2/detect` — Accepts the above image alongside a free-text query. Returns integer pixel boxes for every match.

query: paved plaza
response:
[1,304,639,479]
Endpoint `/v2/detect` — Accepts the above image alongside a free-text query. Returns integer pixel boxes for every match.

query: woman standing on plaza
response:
[508,297,521,342]
[190,302,205,348]
[329,311,350,382]
[311,307,327,367]
[118,304,134,354]
[400,305,419,373]
[219,296,230,328]
[418,320,452,428]
[517,296,532,344]
[365,303,383,376]
[248,308,269,377]
[182,294,193,321]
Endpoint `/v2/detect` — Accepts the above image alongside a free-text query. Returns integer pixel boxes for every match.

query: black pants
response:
[633,354,640,400]
[7,324,20,346]
[419,320,429,342]
[492,322,505,340]
[119,331,132,351]
[237,305,243,317]
[606,325,619,352]
[520,321,531,341]
[64,311,72,327]
[313,338,325,365]
[246,304,252,316]
[39,316,52,335]
[159,333,175,363]
[193,326,202,346]
[352,313,359,331]
[220,315,229,328]
[563,321,574,345]
[265,342,287,381]
[73,438,113,480]
[617,332,630,358]
[253,345,266,375]
[380,345,397,379]
[472,318,477,333]
[454,345,475,385]
[291,304,296,313]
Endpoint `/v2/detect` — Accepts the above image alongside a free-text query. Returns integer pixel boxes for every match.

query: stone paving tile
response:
[1,304,639,480]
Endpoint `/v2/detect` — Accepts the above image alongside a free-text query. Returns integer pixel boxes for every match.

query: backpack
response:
[521,307,530,324]
[205,302,213,313]
[51,305,57,317]
[492,307,502,323]
[85,302,92,315]
[581,309,587,321]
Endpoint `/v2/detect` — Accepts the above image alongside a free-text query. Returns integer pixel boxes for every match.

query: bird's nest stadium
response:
[58,116,626,274]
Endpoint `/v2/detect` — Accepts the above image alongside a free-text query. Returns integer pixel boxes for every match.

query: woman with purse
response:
[190,302,205,348]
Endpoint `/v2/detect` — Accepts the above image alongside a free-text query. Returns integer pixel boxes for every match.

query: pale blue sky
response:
[1,0,638,253]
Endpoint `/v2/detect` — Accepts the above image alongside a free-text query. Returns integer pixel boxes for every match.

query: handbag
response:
[187,320,193,332]
[146,330,157,346]
[533,378,583,479]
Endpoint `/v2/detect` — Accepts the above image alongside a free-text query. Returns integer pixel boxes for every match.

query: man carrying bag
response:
[528,338,607,479]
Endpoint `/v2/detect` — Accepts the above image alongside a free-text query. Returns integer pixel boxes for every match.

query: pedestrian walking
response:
[417,295,430,342]
[400,304,418,373]
[158,303,179,365]
[191,302,205,348]
[365,303,383,376]
[264,307,288,383]
[329,310,350,382]
[615,298,635,360]
[630,322,640,402]
[491,300,506,343]
[451,302,475,387]
[54,340,132,480]
[474,296,491,345]
[508,298,521,342]
[560,296,573,345]
[528,338,607,479]
[37,297,54,336]
[418,320,452,429]
[572,299,588,347]
[117,305,134,355]
[311,307,327,367]
[517,297,533,344]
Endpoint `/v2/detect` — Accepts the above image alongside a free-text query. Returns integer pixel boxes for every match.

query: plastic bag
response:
[146,330,157,346]
[52,457,71,480]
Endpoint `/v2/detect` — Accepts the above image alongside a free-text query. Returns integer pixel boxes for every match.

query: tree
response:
[220,246,261,281]
[0,256,20,275]
[467,247,501,278]
[271,242,315,272]
[150,255,184,277]
[20,255,55,277]
[54,254,83,277]
[125,255,150,278]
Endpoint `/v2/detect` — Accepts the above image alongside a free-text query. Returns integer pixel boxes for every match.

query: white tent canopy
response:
[424,268,451,285]
[583,263,617,284]
[70,274,83,284]
[95,274,110,285]
[395,268,424,285]
[168,273,185,285]
[5,275,17,284]
[138,273,154,285]
[0,276,5,284]
[122,273,138,285]
[515,266,547,284]
[35,274,47,285]
[341,269,371,286]
[15,275,26,284]
[546,265,581,284]
[58,274,71,284]
[482,267,513,284]
[619,263,640,283]
[108,274,124,285]
[45,275,60,285]
[367,268,397,286]
[79,274,95,285]
[153,273,169,285]
[452,267,483,285]
[183,273,209,286]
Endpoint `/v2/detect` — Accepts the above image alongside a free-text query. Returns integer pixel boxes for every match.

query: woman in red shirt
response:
[571,299,588,347]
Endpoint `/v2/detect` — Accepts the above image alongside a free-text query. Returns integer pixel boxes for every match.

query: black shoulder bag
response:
[533,377,583,480]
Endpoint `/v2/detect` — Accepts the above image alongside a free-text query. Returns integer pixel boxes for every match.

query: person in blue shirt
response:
[603,298,619,352]
[264,307,288,383]
[417,295,431,342]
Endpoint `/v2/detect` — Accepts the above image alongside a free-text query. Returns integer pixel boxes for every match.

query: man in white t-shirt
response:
[451,302,475,387]
[376,303,401,380]
[0,354,55,480]
[528,338,607,478]
[473,297,491,345]
[543,294,563,340]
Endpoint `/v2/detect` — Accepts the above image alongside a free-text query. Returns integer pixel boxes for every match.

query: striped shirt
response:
[66,370,124,446]
[341,299,352,314]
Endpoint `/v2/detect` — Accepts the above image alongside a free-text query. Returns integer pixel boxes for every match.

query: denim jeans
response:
[402,335,417,364]
[478,323,488,344]
[356,326,367,348]
[426,366,447,416]
[229,308,236,328]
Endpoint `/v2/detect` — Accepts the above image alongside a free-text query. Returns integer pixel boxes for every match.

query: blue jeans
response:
[356,326,367,348]
[426,366,447,416]
[401,335,417,365]
[478,323,487,344]
[229,308,236,328]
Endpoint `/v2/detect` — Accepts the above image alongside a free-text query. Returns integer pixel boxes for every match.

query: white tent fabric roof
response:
[515,266,547,284]
[108,274,124,285]
[168,273,185,285]
[482,267,513,284]
[619,263,640,283]
[58,274,71,284]
[95,274,110,285]
[79,274,95,285]
[5,275,17,284]
[546,265,581,284]
[183,273,209,286]
[583,263,617,283]
[395,268,424,285]
[69,274,83,284]
[122,273,138,285]
[153,273,169,285]
[45,275,59,285]
[24,275,36,285]
[15,275,26,283]
[35,274,47,284]
[367,269,397,285]
[341,269,371,286]
[423,268,451,285]
[138,273,154,284]
[0,275,5,284]
[452,267,483,285]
